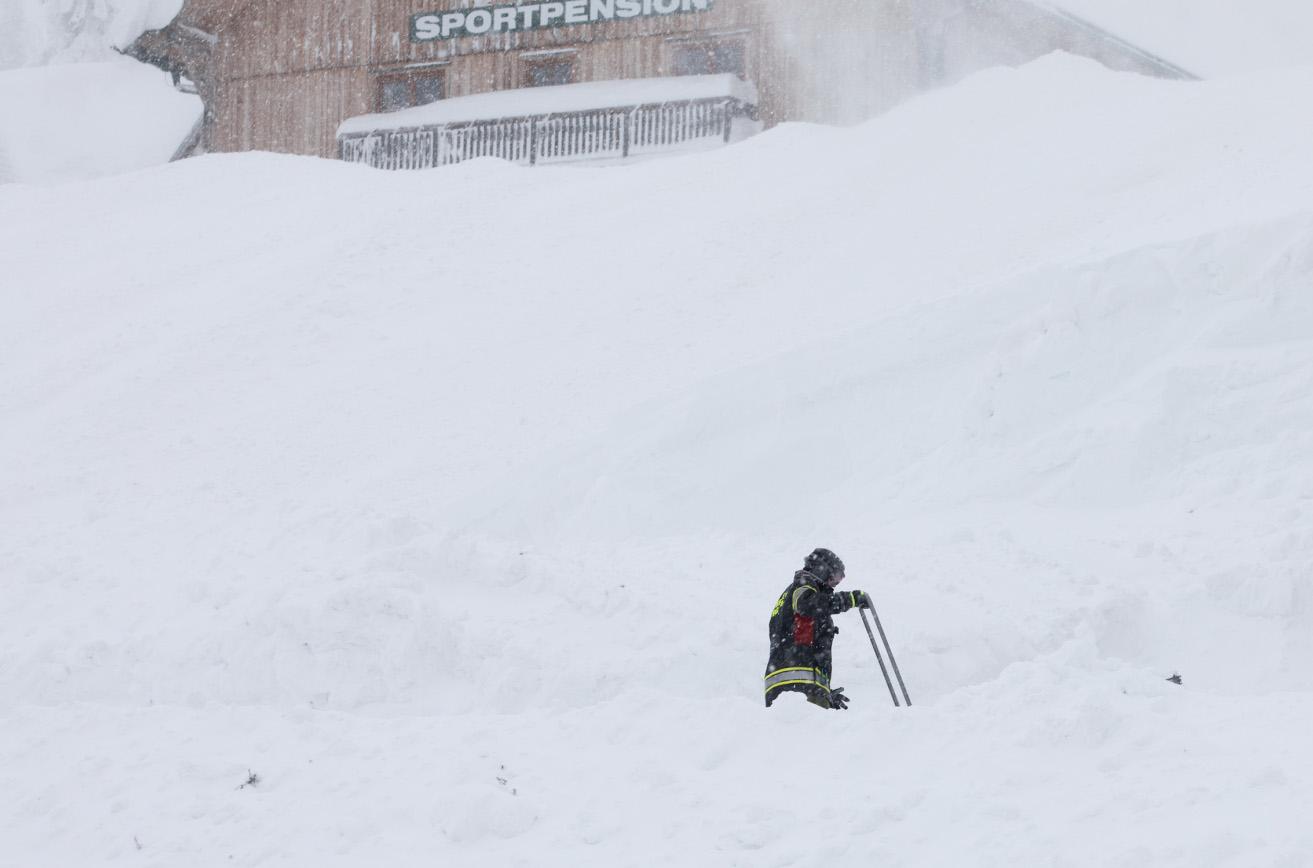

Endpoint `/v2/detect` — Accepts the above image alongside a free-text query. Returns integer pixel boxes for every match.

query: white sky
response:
[1047,0,1313,77]
[7,1,1313,79]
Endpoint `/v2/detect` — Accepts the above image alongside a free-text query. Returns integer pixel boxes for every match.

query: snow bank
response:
[0,59,200,185]
[4,54,1313,865]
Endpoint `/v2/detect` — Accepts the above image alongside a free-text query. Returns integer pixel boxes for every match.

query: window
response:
[377,70,445,112]
[670,39,746,79]
[522,56,576,88]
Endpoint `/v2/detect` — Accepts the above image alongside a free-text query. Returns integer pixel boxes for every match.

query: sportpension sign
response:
[411,0,714,41]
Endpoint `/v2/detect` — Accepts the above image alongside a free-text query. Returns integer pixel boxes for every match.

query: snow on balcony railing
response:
[337,74,759,170]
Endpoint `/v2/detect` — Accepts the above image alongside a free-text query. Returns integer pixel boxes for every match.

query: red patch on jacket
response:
[793,614,815,646]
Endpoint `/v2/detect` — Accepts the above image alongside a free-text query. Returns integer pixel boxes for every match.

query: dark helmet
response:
[803,548,845,583]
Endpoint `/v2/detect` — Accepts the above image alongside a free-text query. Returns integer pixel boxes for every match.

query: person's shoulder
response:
[791,572,822,596]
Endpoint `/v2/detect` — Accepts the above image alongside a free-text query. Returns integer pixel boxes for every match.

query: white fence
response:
[338,96,757,170]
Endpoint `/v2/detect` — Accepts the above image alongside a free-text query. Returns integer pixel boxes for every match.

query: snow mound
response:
[0,60,200,185]
[4,54,1313,866]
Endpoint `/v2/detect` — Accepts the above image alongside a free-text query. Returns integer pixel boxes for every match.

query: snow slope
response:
[3,54,1313,866]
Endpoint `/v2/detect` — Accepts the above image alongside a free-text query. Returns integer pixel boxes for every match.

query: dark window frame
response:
[668,36,748,80]
[376,68,447,112]
[520,53,577,88]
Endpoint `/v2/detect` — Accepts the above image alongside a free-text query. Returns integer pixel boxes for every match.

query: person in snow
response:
[764,548,871,710]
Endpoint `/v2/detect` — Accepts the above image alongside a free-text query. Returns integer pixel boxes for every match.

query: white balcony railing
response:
[337,75,759,170]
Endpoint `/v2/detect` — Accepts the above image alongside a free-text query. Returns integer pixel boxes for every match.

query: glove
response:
[828,688,849,710]
[843,591,872,610]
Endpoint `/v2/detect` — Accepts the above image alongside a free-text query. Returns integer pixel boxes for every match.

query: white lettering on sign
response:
[540,2,565,26]
[413,15,442,39]
[564,0,588,25]
[466,8,494,33]
[411,0,713,41]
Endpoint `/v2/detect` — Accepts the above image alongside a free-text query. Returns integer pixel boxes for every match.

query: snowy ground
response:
[4,54,1313,866]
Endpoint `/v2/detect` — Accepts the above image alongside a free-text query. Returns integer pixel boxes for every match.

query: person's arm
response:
[794,586,871,617]
[814,589,872,614]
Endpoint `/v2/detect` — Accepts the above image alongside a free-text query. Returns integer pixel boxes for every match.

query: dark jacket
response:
[764,570,863,707]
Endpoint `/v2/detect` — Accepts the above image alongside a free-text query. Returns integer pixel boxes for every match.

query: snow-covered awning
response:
[338,74,758,137]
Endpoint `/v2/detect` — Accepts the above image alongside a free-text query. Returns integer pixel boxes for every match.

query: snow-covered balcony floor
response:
[337,74,759,170]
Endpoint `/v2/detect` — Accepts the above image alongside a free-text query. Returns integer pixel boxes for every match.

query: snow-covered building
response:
[127,0,1196,168]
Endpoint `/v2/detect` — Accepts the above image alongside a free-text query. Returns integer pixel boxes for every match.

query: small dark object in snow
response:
[1166,673,1183,685]
[238,770,261,790]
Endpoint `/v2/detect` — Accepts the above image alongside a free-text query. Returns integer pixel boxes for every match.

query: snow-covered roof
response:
[0,59,200,184]
[1042,0,1313,78]
[338,74,758,136]
[1,0,183,69]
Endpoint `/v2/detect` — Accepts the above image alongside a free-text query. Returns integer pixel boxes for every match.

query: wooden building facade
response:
[128,0,1195,163]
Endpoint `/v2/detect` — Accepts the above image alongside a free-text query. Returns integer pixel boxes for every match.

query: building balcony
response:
[337,74,759,170]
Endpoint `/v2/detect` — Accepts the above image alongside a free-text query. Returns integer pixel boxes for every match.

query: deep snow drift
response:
[0,1,197,185]
[3,55,1313,866]
[0,60,200,185]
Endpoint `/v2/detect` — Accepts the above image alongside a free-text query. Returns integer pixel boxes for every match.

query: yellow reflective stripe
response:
[766,666,817,676]
[764,666,830,694]
[792,585,814,610]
